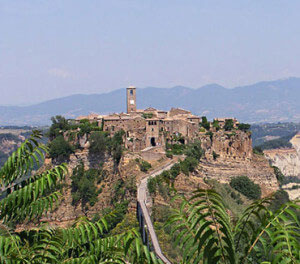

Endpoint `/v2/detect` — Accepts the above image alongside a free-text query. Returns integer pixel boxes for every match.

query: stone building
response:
[75,86,242,152]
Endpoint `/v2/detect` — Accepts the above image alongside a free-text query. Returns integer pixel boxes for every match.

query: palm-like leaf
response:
[167,189,300,264]
[0,132,162,263]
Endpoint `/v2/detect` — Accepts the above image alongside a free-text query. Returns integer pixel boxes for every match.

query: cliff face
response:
[36,130,278,227]
[197,130,278,196]
[264,133,300,178]
[40,147,142,227]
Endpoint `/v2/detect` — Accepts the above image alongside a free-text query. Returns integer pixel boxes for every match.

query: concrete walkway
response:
[137,160,176,264]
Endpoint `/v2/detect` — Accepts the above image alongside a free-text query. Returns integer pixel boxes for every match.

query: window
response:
[130,90,133,95]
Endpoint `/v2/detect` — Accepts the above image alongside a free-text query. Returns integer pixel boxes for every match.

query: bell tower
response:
[127,86,136,113]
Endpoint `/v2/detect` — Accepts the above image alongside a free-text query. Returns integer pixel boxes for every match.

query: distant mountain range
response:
[1,77,300,126]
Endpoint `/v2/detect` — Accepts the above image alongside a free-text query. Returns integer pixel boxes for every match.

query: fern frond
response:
[0,164,66,223]
[0,130,47,187]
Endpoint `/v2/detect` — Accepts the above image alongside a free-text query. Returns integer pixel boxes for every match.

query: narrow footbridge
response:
[137,161,176,264]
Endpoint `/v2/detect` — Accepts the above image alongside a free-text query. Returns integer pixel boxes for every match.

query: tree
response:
[48,115,70,140]
[230,175,261,199]
[212,119,221,131]
[167,189,300,263]
[238,123,251,132]
[0,131,162,263]
[224,119,234,131]
[89,131,109,155]
[71,162,98,209]
[49,135,74,162]
[201,116,210,130]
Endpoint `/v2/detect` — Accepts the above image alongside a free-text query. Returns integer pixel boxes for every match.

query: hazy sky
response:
[1,0,300,105]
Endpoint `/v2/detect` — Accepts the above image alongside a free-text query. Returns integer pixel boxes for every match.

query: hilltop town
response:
[74,86,239,152]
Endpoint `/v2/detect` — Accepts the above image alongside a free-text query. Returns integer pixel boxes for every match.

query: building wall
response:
[127,87,137,113]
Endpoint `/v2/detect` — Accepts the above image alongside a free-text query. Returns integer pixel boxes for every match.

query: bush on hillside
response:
[89,131,110,155]
[48,115,70,140]
[179,156,198,175]
[224,119,234,131]
[230,176,261,200]
[212,119,220,131]
[170,163,181,179]
[200,116,210,130]
[185,140,203,160]
[136,159,152,172]
[49,135,74,161]
[166,143,185,155]
[272,166,285,185]
[253,146,264,155]
[238,123,251,132]
[71,163,100,210]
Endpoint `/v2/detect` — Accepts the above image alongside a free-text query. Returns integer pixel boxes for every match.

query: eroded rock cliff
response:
[264,133,300,178]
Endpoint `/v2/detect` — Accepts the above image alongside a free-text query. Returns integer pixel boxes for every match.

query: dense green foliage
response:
[237,123,251,132]
[212,119,220,131]
[136,158,152,172]
[71,163,100,210]
[230,176,261,200]
[167,189,300,263]
[166,142,186,155]
[48,115,70,140]
[142,113,154,119]
[200,116,210,130]
[253,146,264,155]
[48,135,74,161]
[212,150,219,160]
[224,119,234,131]
[89,131,110,155]
[273,166,285,185]
[148,140,203,194]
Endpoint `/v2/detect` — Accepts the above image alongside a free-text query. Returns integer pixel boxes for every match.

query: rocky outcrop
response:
[264,133,300,178]
[198,130,278,196]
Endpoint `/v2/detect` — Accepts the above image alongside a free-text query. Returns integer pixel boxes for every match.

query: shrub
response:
[48,115,70,140]
[166,152,173,158]
[71,163,99,209]
[238,123,251,132]
[230,176,261,200]
[180,156,198,175]
[110,130,125,165]
[200,116,210,130]
[49,135,74,161]
[206,131,213,141]
[269,189,290,212]
[148,178,157,194]
[166,143,185,155]
[185,140,203,160]
[224,119,234,131]
[89,131,110,155]
[272,166,285,185]
[212,151,219,160]
[253,146,264,155]
[138,160,152,172]
[212,119,220,131]
[142,113,153,119]
[170,163,181,179]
